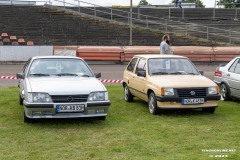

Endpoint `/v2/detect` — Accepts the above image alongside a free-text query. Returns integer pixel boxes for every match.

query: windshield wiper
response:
[54,73,78,76]
[186,73,198,75]
[152,72,169,75]
[29,73,50,77]
[169,71,185,75]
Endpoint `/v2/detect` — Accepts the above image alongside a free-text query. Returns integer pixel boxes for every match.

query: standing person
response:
[175,0,179,7]
[179,0,182,8]
[160,34,173,54]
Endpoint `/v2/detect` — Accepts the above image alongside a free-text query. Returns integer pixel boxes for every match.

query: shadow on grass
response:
[27,117,108,125]
[131,98,217,117]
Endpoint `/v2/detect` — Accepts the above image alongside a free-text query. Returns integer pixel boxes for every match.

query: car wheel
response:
[202,107,216,114]
[24,111,32,123]
[97,116,106,120]
[19,94,23,105]
[220,83,230,101]
[148,92,158,115]
[124,84,133,102]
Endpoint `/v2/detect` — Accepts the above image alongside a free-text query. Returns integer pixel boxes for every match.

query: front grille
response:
[176,88,207,97]
[51,95,89,103]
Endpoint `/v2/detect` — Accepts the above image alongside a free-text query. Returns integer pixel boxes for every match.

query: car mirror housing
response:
[16,73,25,79]
[94,72,101,78]
[199,70,204,75]
[137,71,146,77]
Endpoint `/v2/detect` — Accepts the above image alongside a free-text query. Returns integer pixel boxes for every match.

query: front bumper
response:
[23,101,110,119]
[155,95,220,109]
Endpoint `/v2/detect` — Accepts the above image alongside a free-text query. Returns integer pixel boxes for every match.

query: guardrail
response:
[54,46,240,63]
[46,0,240,44]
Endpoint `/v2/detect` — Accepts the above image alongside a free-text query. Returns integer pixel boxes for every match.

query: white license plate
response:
[182,98,204,105]
[56,105,84,112]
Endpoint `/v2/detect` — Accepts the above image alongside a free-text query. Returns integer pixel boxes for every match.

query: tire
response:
[148,92,159,115]
[124,84,133,102]
[202,107,216,114]
[19,94,23,105]
[220,83,231,101]
[24,111,32,123]
[97,116,106,120]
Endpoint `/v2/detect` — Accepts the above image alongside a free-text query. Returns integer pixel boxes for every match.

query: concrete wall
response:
[0,46,53,61]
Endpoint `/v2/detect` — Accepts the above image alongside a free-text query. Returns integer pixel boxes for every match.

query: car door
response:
[124,57,139,96]
[19,58,31,98]
[226,58,240,98]
[131,58,147,100]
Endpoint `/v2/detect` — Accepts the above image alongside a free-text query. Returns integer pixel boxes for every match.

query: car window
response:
[136,58,146,73]
[23,58,31,73]
[148,58,199,75]
[127,58,138,72]
[229,59,239,73]
[28,58,94,77]
[233,59,240,74]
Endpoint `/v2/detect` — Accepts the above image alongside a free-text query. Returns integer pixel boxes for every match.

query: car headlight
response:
[208,87,219,95]
[27,92,52,103]
[161,88,174,96]
[87,92,108,101]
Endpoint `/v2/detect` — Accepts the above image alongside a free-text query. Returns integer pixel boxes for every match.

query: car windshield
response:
[148,58,199,76]
[28,58,94,77]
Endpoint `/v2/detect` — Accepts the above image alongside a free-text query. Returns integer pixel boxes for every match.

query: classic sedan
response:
[123,55,221,114]
[17,56,110,122]
[214,56,240,100]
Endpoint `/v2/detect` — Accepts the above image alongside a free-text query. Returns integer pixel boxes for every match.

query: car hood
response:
[149,75,217,88]
[27,77,105,95]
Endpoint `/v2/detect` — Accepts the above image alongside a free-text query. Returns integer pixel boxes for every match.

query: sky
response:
[85,0,216,8]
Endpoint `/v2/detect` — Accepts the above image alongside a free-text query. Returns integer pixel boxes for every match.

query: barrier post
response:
[165,20,168,32]
[185,23,188,35]
[94,5,96,16]
[229,30,232,43]
[78,1,80,13]
[63,0,65,9]
[146,16,148,28]
[138,6,140,19]
[168,7,171,19]
[182,8,184,19]
[207,27,209,40]
[111,8,113,20]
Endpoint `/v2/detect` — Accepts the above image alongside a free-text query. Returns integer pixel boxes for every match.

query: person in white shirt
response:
[160,34,173,54]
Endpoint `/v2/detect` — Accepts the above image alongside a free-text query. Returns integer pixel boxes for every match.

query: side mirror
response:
[94,72,101,78]
[137,71,146,77]
[199,70,204,75]
[16,73,25,79]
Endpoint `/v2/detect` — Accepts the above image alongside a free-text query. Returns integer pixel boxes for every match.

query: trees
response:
[171,0,205,8]
[139,0,151,5]
[218,0,240,8]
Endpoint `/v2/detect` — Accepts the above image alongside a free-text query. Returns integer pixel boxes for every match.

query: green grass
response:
[0,85,239,160]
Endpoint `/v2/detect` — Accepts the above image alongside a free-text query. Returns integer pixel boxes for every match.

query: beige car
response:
[123,55,220,114]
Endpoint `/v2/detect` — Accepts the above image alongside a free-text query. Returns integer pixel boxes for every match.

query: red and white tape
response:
[0,76,18,80]
[100,79,123,83]
[0,76,123,83]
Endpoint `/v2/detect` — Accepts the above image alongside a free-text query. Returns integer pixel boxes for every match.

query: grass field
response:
[0,85,239,160]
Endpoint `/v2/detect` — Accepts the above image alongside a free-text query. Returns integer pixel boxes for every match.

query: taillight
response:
[215,71,222,77]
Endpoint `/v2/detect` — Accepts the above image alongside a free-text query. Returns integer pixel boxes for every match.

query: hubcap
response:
[149,96,154,113]
[124,86,129,100]
[221,85,226,99]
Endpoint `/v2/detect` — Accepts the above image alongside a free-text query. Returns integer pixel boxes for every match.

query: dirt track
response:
[0,63,219,88]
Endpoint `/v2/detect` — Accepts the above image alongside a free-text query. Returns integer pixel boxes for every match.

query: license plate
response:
[56,105,84,112]
[182,98,204,105]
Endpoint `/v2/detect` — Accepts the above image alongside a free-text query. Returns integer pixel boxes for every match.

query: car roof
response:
[133,54,187,59]
[31,56,83,60]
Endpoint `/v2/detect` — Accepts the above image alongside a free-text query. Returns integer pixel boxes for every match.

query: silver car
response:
[17,56,110,122]
[214,56,240,101]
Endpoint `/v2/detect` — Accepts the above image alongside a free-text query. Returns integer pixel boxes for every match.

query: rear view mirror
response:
[137,71,146,77]
[94,72,101,78]
[199,70,204,75]
[16,73,25,79]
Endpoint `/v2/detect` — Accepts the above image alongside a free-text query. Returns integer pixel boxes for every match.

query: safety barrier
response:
[0,76,124,83]
[53,46,240,62]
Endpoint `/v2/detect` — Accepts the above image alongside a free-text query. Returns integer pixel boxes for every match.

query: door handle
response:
[226,73,230,76]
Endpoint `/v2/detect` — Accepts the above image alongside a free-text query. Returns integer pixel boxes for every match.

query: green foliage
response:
[219,0,240,8]
[172,0,205,8]
[139,0,151,5]
[0,86,239,159]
